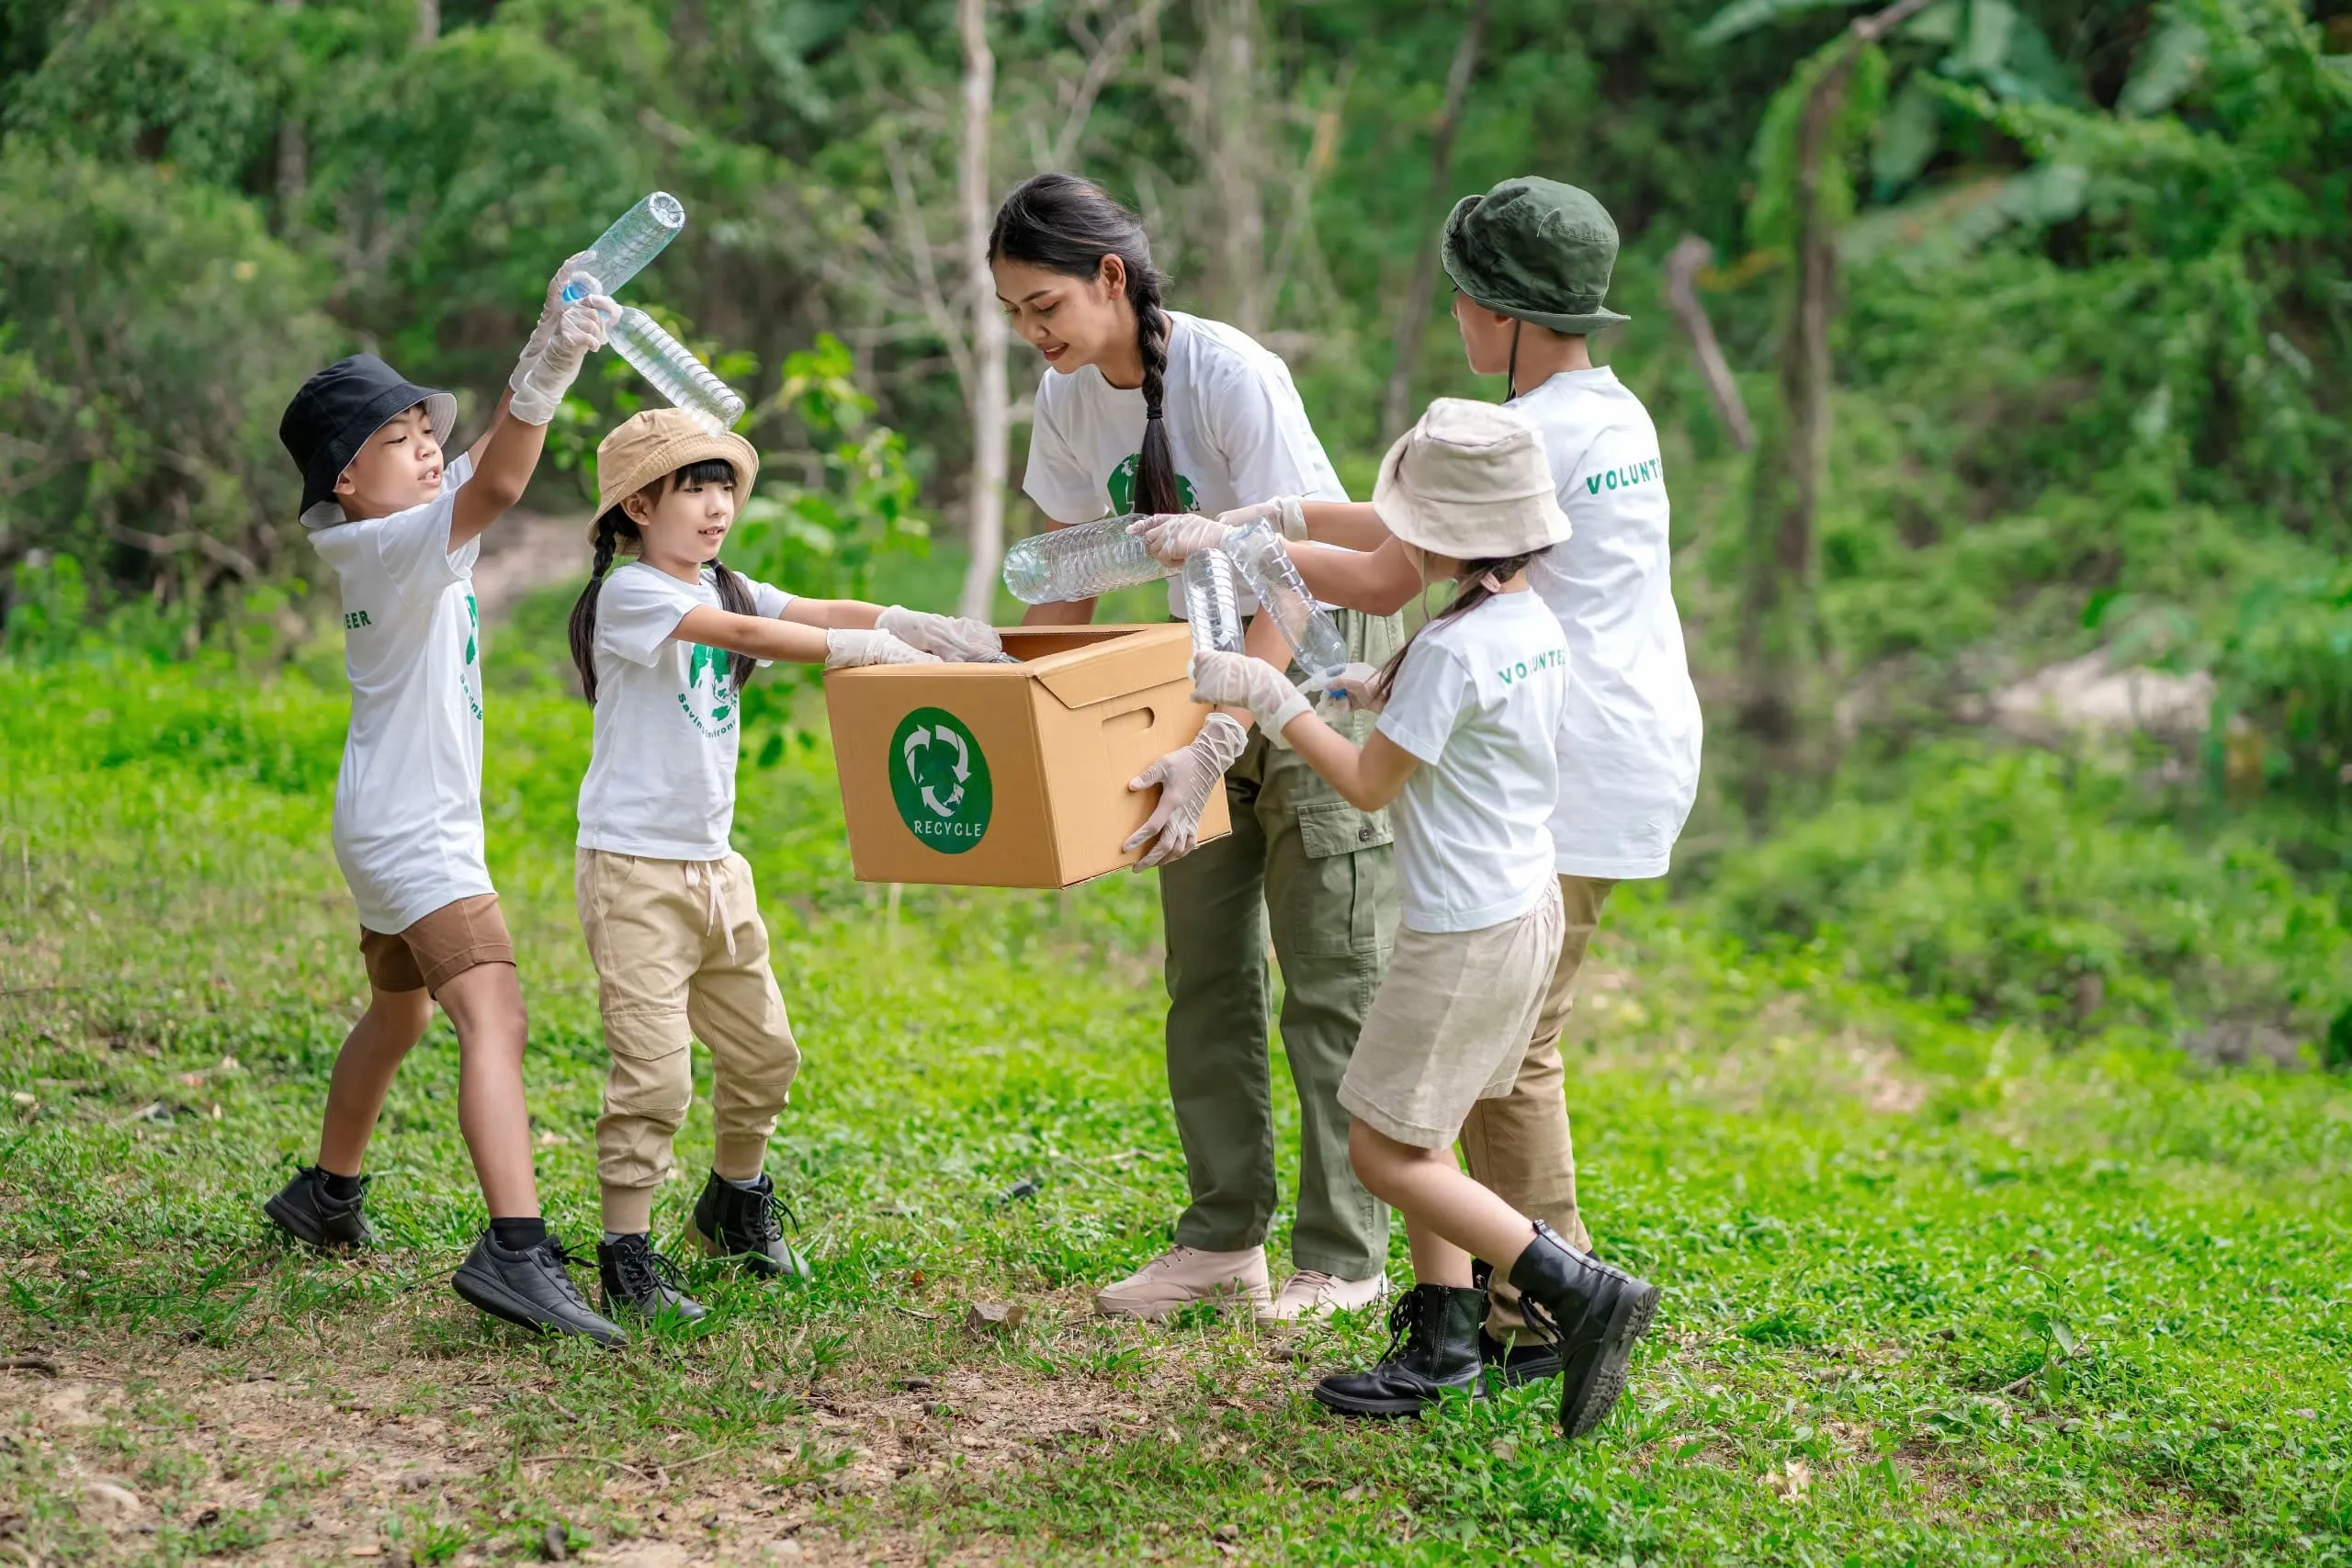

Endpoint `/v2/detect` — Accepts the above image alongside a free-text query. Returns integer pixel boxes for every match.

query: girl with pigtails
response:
[564,408,1003,1324]
[990,174,1403,1325]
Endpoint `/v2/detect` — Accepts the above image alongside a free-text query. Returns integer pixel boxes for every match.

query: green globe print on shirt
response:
[1106,455,1198,516]
[890,707,993,854]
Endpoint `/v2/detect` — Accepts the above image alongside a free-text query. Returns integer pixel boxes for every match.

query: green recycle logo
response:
[889,707,991,855]
[1106,455,1198,516]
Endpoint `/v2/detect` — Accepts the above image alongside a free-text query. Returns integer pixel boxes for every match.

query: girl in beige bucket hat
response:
[1189,399,1660,1443]
[564,406,1008,1325]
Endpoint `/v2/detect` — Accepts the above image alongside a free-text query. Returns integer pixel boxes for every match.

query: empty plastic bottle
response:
[609,310,745,434]
[1182,549,1245,658]
[1225,520,1349,681]
[561,191,687,302]
[1001,515,1174,604]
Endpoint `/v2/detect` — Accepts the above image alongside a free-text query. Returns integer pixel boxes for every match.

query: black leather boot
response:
[1506,1221,1659,1439]
[1311,1282,1487,1417]
[597,1233,707,1326]
[688,1171,812,1281]
[1472,1258,1563,1385]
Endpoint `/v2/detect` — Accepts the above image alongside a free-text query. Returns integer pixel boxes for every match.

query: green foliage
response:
[1704,741,2352,1043]
[2211,567,2352,801]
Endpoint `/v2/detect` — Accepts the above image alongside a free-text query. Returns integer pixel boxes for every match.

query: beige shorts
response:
[1338,879,1566,1149]
[358,894,514,996]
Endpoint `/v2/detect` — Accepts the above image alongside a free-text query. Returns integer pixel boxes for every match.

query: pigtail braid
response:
[707,561,760,697]
[569,507,639,705]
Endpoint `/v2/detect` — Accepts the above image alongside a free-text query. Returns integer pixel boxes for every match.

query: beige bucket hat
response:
[1372,398,1570,558]
[595,407,761,515]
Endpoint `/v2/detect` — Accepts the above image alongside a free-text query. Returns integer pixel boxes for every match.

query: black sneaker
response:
[597,1233,707,1325]
[1311,1283,1487,1417]
[688,1172,812,1281]
[263,1167,377,1250]
[451,1229,628,1347]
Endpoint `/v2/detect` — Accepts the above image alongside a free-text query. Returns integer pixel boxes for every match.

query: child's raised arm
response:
[1189,649,1418,811]
[451,264,616,551]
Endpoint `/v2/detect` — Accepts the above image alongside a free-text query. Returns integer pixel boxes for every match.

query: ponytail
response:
[707,560,758,697]
[1371,548,1546,704]
[989,172,1181,515]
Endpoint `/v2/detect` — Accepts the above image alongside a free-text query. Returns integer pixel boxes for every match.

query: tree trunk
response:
[1380,0,1489,442]
[956,0,1010,623]
[1662,235,1753,452]
[1200,0,1266,333]
[1736,0,1936,818]
[413,0,439,48]
[274,0,305,228]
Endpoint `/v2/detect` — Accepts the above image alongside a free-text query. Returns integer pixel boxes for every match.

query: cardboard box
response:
[822,624,1232,888]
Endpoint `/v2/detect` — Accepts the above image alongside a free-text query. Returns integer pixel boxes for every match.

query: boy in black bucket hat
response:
[266,259,636,1347]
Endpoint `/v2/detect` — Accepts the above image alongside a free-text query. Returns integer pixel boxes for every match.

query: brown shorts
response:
[358,895,514,995]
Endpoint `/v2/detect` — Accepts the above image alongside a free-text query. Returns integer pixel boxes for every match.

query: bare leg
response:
[1348,1119,1533,1284]
[435,963,539,1217]
[315,986,435,1175]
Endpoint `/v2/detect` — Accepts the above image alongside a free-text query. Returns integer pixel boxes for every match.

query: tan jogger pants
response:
[1459,874,1615,1339]
[576,849,800,1235]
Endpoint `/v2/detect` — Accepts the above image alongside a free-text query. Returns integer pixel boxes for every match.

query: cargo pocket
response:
[1281,801,1396,957]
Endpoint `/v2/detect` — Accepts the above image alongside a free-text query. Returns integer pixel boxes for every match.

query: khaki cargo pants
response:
[1159,608,1401,1280]
[577,849,800,1235]
[1464,873,1616,1338]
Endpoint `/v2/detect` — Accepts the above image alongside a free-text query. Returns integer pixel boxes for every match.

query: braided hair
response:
[989,173,1181,516]
[568,457,757,704]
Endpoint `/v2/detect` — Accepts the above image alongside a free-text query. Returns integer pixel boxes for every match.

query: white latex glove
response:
[512,249,599,393]
[1128,513,1234,566]
[1190,650,1311,746]
[508,297,617,425]
[876,605,1005,662]
[823,628,941,669]
[1124,711,1249,868]
[1215,496,1307,542]
[1313,660,1386,720]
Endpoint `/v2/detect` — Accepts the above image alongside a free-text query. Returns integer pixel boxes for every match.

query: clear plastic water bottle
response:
[609,310,745,434]
[1225,520,1349,681]
[1001,515,1175,604]
[1182,549,1244,657]
[561,191,687,302]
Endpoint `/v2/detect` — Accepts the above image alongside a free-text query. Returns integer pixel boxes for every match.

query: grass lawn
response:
[1,643,2347,1566]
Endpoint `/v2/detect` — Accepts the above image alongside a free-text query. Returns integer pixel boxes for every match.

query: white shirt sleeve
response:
[748,578,793,620]
[1020,379,1109,525]
[1374,637,1476,764]
[1201,355,1342,507]
[595,568,697,668]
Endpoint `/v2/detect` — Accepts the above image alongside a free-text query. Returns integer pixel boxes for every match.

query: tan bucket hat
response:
[595,407,761,515]
[1372,398,1570,558]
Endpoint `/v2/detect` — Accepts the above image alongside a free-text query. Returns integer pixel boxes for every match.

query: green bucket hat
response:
[1442,176,1630,334]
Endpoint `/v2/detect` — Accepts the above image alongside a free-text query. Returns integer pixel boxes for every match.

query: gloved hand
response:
[512,249,600,393]
[823,628,941,669]
[1313,661,1386,720]
[1128,513,1234,566]
[1125,712,1248,868]
[1190,650,1311,746]
[508,297,618,425]
[1216,496,1307,542]
[876,605,1006,662]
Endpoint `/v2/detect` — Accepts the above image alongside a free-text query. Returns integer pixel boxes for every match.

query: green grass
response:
[1,644,2348,1565]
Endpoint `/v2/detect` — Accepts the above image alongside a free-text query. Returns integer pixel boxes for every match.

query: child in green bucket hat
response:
[1134,176,1702,1422]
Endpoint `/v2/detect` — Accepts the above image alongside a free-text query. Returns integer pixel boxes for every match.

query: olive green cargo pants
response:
[1158,609,1400,1280]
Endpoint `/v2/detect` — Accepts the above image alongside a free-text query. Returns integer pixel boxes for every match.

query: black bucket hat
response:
[279,355,457,526]
[1442,177,1631,334]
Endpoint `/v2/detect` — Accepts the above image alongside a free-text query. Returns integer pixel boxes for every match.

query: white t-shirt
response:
[1512,368,1704,881]
[307,453,490,934]
[1021,310,1349,616]
[1374,592,1571,933]
[576,562,793,861]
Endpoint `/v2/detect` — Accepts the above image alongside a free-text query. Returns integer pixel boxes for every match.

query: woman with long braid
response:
[990,174,1403,1323]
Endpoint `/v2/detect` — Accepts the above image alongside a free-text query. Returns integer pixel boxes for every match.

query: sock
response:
[318,1170,364,1201]
[490,1215,548,1251]
[602,1231,646,1246]
[718,1171,767,1193]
